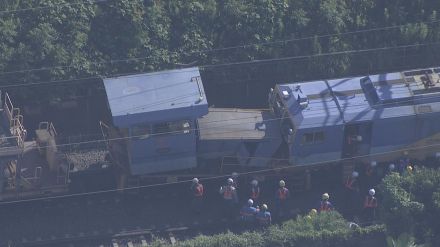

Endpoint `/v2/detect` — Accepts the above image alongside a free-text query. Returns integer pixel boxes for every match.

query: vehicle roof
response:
[103,67,208,127]
[198,108,280,140]
[276,67,440,129]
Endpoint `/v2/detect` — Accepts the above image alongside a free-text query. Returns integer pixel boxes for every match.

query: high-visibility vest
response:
[223,186,234,200]
[345,177,356,190]
[277,188,288,200]
[364,196,377,208]
[320,200,332,212]
[193,183,204,197]
[250,186,260,199]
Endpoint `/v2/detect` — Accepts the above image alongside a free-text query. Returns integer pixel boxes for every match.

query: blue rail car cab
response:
[326,69,440,163]
[360,68,440,162]
[103,67,208,175]
[271,82,345,165]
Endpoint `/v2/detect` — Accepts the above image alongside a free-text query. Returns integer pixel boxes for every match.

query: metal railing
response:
[38,121,58,137]
[3,93,26,149]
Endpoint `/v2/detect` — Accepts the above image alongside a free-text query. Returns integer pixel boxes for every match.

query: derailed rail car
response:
[1,66,440,201]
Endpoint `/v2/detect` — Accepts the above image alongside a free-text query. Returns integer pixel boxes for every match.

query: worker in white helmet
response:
[364,161,378,190]
[240,199,258,224]
[256,204,272,226]
[275,180,290,218]
[249,179,261,205]
[344,171,360,219]
[219,178,238,218]
[363,188,378,221]
[190,178,204,214]
[388,163,395,172]
[345,171,360,192]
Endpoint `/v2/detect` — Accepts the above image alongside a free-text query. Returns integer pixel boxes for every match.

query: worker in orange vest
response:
[250,179,261,205]
[318,193,334,212]
[363,189,378,222]
[345,171,360,219]
[190,178,204,214]
[219,178,238,218]
[275,180,290,218]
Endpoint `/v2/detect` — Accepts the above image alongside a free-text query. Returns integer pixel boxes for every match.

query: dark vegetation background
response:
[0,0,439,109]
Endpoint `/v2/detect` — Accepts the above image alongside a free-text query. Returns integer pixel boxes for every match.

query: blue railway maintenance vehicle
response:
[1,66,440,201]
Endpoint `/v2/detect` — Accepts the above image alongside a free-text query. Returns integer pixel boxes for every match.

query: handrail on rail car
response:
[38,121,58,137]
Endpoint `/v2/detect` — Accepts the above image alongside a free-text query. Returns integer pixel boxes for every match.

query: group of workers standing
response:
[189,157,413,227]
[189,173,301,227]
[344,156,414,222]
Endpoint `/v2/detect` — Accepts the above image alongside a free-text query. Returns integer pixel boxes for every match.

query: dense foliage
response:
[379,167,440,246]
[148,212,385,247]
[0,0,440,105]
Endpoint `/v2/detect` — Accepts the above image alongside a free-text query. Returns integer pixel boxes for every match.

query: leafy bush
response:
[148,212,385,247]
[379,168,440,245]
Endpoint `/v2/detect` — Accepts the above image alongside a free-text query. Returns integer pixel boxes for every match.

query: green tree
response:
[379,168,440,246]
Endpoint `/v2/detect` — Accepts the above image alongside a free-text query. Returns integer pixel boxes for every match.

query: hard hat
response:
[192,178,199,183]
[369,189,375,196]
[407,165,413,172]
[279,180,285,187]
[305,215,312,220]
[370,161,377,167]
[352,171,359,178]
[227,178,233,184]
[389,163,395,171]
[309,209,317,215]
[251,179,258,186]
[232,172,239,178]
[247,199,254,206]
[322,193,330,200]
[261,204,268,210]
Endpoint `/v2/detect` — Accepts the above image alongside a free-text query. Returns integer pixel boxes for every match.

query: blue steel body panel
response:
[103,67,208,127]
[290,125,344,165]
[129,120,198,174]
[275,67,440,165]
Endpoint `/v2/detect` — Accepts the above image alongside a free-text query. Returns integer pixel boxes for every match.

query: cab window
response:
[301,131,325,145]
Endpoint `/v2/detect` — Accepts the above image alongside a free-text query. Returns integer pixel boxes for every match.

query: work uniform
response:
[190,182,204,213]
[219,185,238,217]
[344,176,360,218]
[363,195,378,221]
[364,164,378,190]
[250,185,260,205]
[240,205,257,222]
[318,200,333,212]
[256,210,271,226]
[276,187,290,217]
